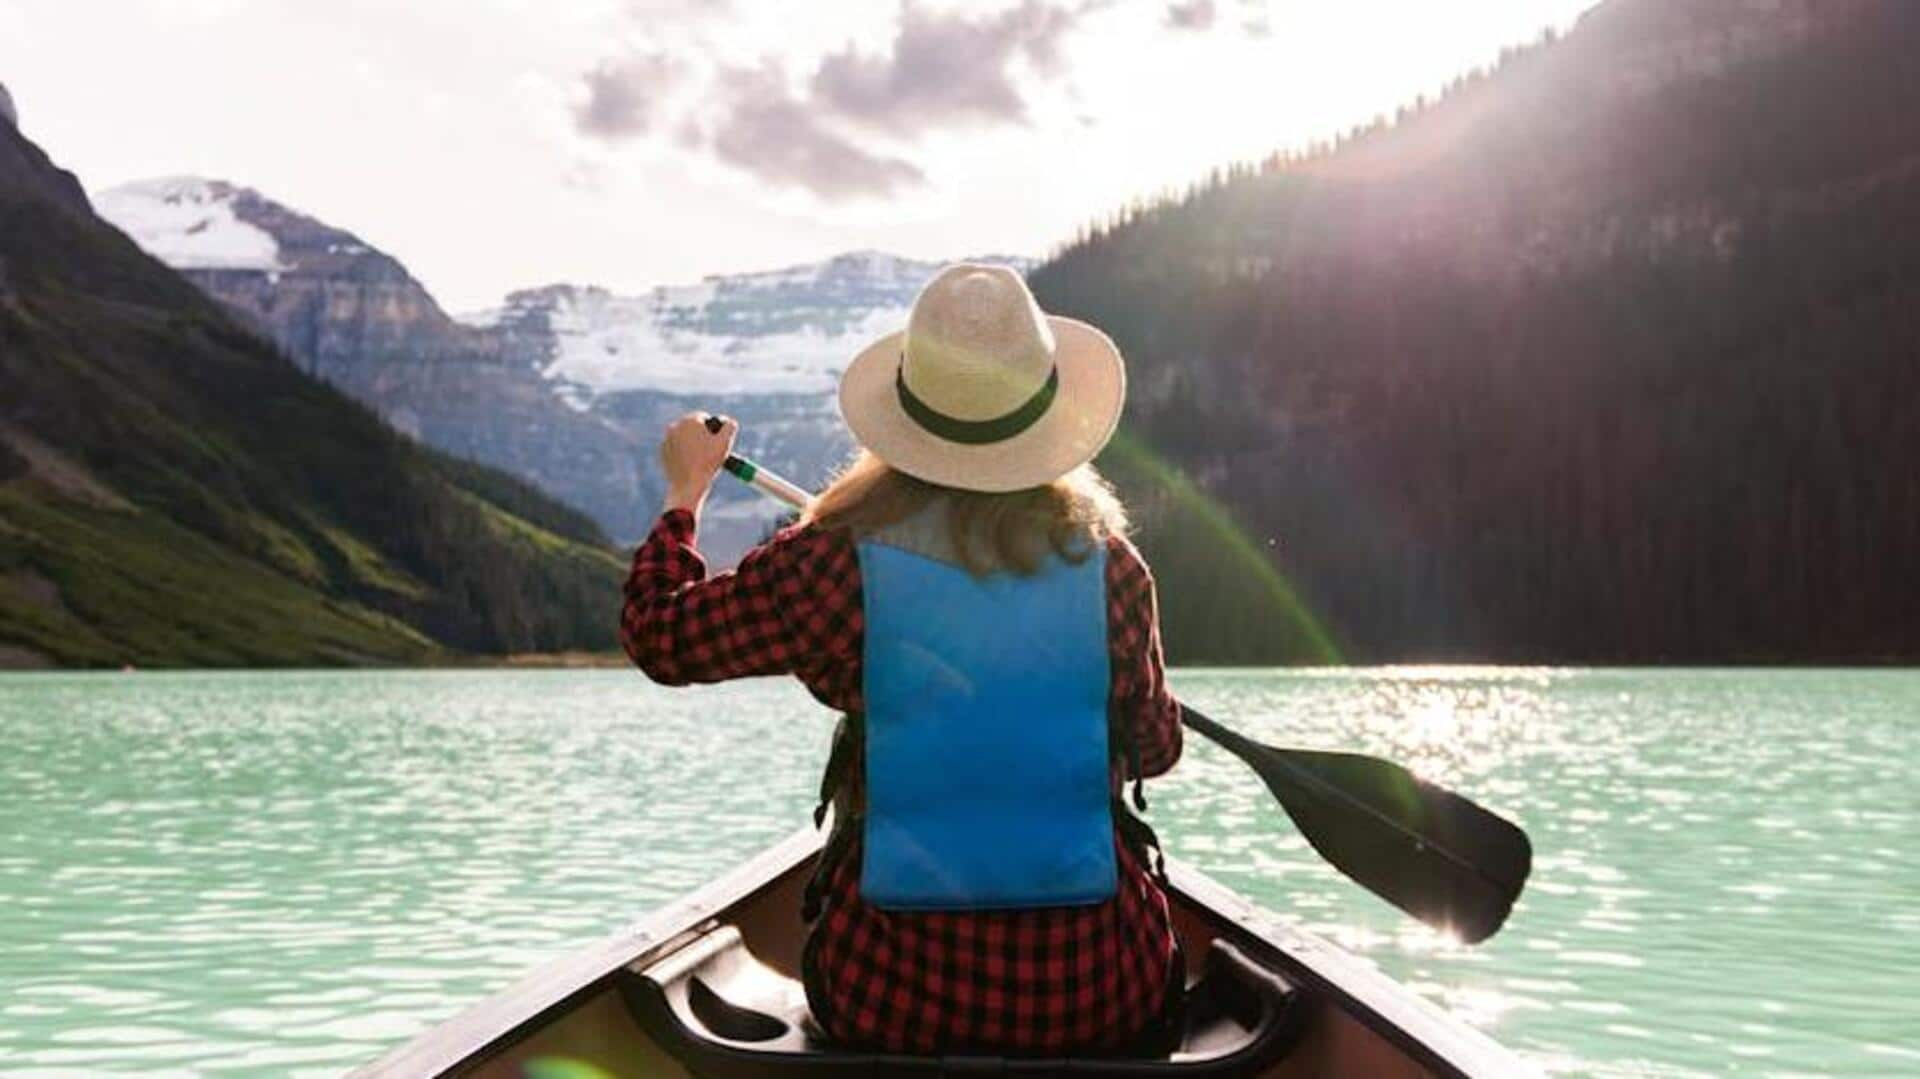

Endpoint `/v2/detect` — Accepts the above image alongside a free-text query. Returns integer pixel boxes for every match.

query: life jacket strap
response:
[803,713,864,923]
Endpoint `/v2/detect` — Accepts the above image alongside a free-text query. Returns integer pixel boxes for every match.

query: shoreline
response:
[466,651,633,669]
[5,655,1920,674]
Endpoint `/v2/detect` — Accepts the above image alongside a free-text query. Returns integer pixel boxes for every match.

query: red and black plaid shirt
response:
[621,509,1182,1055]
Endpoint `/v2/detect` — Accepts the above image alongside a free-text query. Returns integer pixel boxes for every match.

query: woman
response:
[620,263,1183,1057]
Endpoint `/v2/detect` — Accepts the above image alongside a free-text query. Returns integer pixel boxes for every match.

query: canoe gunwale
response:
[350,830,822,1079]
[1162,863,1525,1078]
[354,827,1531,1078]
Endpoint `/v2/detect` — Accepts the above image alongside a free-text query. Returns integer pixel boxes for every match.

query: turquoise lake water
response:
[0,668,1915,1076]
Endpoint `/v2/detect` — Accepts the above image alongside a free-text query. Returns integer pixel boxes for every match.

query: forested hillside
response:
[1033,0,1920,663]
[0,116,622,667]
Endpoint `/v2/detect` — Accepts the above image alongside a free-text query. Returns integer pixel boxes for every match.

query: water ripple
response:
[1,668,1916,1076]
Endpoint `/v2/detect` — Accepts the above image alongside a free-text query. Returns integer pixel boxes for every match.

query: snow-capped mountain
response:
[469,251,1026,557]
[94,177,652,540]
[466,251,958,403]
[94,177,1030,557]
[94,177,284,271]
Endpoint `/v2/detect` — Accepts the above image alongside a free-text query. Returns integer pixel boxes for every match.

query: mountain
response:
[469,251,1032,557]
[468,251,958,401]
[93,180,1029,555]
[0,108,623,667]
[93,177,652,542]
[466,251,1005,558]
[1029,0,1920,663]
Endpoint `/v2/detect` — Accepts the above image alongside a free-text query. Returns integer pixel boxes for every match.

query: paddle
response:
[700,420,1531,942]
[1177,706,1529,944]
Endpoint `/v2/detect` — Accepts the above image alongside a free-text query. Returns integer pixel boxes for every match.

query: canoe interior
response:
[444,846,1453,1078]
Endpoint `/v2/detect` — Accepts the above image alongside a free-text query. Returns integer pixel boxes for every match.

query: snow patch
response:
[538,287,909,396]
[459,305,506,329]
[94,177,282,272]
[458,252,1032,400]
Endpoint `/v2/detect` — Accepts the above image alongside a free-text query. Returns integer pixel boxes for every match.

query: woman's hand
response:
[660,412,736,515]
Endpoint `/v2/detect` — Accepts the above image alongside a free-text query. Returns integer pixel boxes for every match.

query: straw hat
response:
[838,263,1126,493]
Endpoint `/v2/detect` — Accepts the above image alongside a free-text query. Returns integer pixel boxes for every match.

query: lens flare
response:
[1104,430,1343,663]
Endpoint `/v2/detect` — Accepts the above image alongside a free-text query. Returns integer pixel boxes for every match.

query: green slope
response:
[0,120,623,668]
[1030,1,1920,663]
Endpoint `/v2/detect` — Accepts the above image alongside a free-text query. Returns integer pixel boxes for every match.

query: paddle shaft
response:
[698,427,1530,942]
[722,454,816,510]
[705,416,817,509]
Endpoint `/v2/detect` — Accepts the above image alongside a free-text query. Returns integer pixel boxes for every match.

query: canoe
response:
[356,828,1531,1077]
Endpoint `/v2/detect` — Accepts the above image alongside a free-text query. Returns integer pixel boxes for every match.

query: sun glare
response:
[1410,695,1462,746]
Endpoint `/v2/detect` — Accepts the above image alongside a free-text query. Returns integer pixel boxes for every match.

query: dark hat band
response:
[895,354,1059,445]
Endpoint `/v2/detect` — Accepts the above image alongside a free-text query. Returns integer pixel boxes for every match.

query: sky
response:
[0,0,1600,312]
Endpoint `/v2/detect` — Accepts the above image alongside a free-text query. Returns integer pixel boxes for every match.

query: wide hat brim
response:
[838,316,1126,493]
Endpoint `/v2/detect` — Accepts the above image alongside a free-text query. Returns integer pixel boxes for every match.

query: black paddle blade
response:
[1181,706,1531,944]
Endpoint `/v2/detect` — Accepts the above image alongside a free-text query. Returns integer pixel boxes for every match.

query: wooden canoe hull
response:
[357,829,1530,1078]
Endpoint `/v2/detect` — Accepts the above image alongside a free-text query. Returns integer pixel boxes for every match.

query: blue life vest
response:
[857,535,1116,911]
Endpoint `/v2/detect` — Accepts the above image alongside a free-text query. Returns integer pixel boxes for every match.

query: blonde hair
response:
[805,450,1128,577]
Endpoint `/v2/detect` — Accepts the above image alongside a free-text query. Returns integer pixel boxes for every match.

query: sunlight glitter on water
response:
[1,668,1918,1075]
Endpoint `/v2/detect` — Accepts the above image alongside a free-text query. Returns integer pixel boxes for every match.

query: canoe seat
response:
[617,923,1309,1077]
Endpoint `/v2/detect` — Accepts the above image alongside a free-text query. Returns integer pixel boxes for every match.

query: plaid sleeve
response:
[1106,535,1182,777]
[620,509,863,686]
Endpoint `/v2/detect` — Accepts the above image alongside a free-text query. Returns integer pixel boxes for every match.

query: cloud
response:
[811,0,1079,135]
[572,0,1101,201]
[706,67,926,199]
[1235,0,1272,37]
[1164,0,1216,32]
[576,54,679,139]
[1166,0,1271,36]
